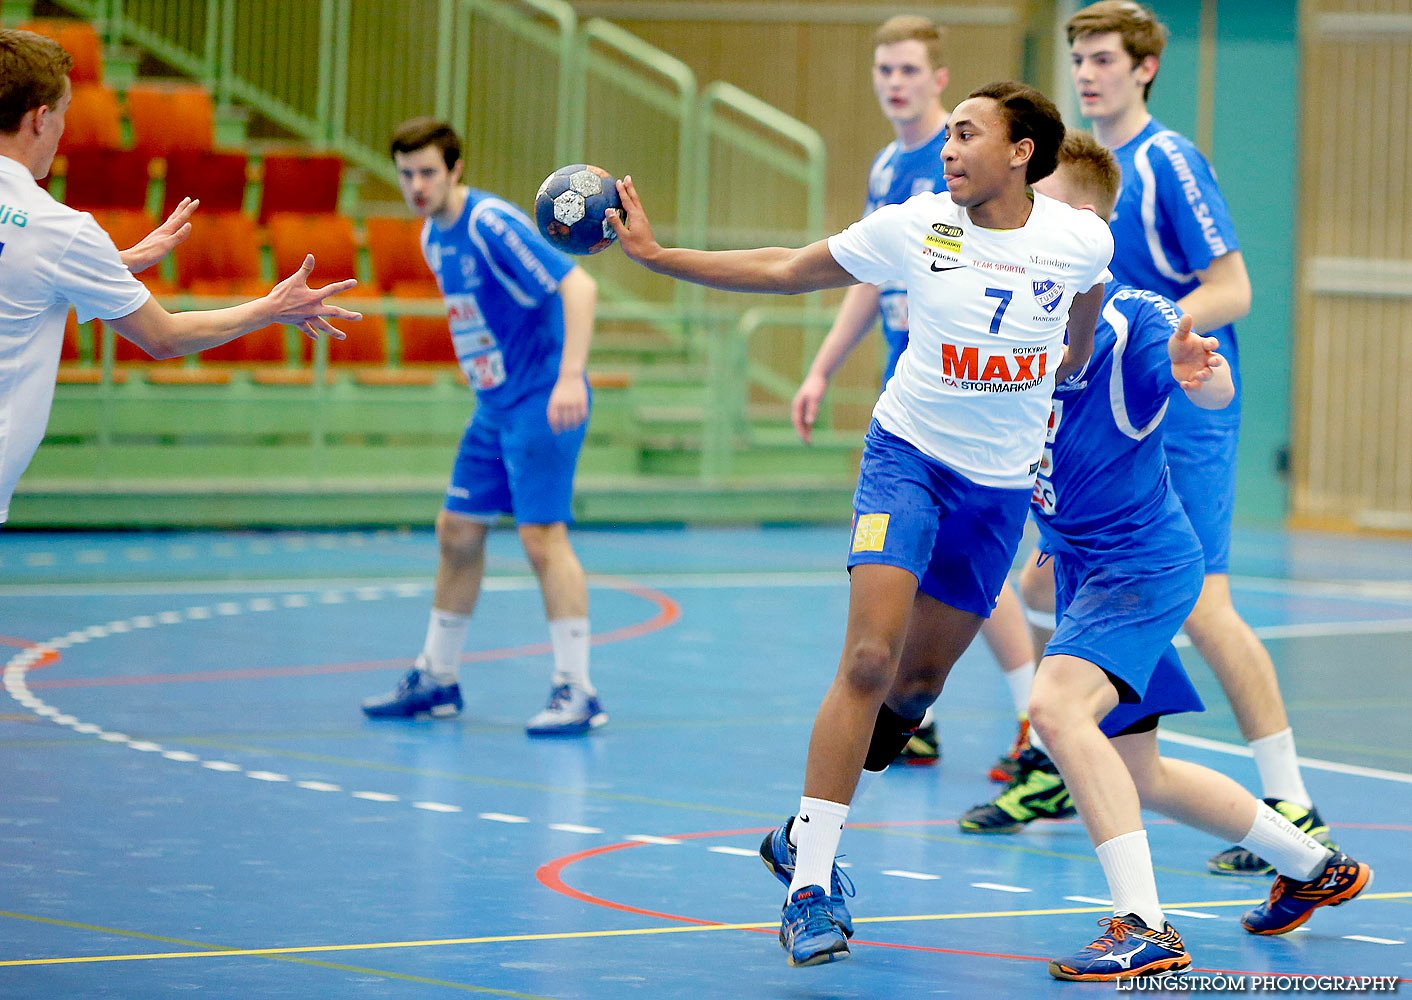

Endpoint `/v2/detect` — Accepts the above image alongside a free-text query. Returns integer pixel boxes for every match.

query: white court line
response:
[1343,935,1404,945]
[971,882,1031,893]
[882,870,940,881]
[1157,729,1412,785]
[549,824,604,835]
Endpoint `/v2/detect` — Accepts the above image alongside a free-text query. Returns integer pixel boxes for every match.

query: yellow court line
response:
[2,892,1408,969]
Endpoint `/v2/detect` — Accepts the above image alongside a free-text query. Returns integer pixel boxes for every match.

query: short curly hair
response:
[0,29,73,134]
[966,81,1066,185]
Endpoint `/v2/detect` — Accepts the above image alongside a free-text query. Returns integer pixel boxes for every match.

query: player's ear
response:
[1013,136,1034,171]
[1136,54,1159,87]
[448,158,464,185]
[933,66,949,93]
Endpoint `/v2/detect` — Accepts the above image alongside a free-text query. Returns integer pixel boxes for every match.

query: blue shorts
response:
[444,384,588,525]
[1163,405,1239,575]
[848,421,1030,617]
[1044,549,1206,734]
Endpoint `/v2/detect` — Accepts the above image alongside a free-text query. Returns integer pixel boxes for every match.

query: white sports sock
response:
[788,796,848,896]
[421,608,470,680]
[1094,830,1165,931]
[1003,661,1036,718]
[1028,725,1048,755]
[548,617,592,691]
[1240,801,1331,881]
[1250,728,1312,807]
[919,703,935,728]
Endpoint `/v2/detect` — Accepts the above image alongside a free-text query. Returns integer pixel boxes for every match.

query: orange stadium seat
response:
[266,213,386,365]
[364,215,433,290]
[258,154,343,223]
[60,148,149,210]
[162,151,248,217]
[392,279,454,365]
[21,20,103,84]
[174,212,261,289]
[126,84,214,157]
[57,84,121,153]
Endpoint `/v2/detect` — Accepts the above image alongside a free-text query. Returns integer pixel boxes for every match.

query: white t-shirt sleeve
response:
[826,202,910,285]
[1076,212,1115,292]
[52,215,152,324]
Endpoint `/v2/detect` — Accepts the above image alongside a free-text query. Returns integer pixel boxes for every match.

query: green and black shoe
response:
[893,721,941,767]
[959,747,1075,834]
[1208,798,1337,876]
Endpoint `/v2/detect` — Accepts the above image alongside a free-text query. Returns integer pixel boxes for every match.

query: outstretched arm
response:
[607,175,855,295]
[1177,250,1251,335]
[792,283,880,443]
[106,254,361,360]
[1167,312,1234,409]
[119,198,199,274]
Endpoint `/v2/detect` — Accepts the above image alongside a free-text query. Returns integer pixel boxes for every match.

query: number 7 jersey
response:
[827,190,1113,488]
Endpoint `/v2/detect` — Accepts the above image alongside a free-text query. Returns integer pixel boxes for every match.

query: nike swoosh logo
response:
[930,262,964,272]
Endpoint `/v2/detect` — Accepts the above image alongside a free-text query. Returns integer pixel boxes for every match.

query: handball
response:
[534,164,620,255]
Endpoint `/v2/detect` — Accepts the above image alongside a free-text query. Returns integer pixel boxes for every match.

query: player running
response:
[611,82,1112,968]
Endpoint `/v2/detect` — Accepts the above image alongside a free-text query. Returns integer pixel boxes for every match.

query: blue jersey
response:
[862,125,948,383]
[421,190,575,412]
[1030,282,1201,563]
[1110,118,1241,425]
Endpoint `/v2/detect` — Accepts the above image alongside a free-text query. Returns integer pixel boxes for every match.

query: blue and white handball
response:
[534,164,620,255]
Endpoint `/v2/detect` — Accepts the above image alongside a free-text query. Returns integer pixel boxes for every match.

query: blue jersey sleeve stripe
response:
[1133,136,1195,284]
[1104,297,1168,441]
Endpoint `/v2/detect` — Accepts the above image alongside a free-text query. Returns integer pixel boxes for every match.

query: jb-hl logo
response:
[932,222,963,238]
[942,344,1047,381]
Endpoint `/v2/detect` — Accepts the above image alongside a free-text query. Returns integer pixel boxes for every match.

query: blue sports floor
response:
[1,524,1409,997]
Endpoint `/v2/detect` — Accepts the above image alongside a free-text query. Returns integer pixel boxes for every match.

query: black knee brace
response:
[863,703,925,772]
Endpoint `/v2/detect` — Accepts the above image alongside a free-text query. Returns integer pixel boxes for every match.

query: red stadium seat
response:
[364,215,433,291]
[257,154,343,223]
[60,149,150,210]
[162,151,249,217]
[174,212,262,289]
[392,279,453,365]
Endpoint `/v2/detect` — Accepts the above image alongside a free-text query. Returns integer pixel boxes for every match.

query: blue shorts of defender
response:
[444,383,589,525]
[848,421,1030,617]
[1042,544,1206,736]
[1163,400,1239,576]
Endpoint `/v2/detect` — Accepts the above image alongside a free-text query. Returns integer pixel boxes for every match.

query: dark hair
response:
[966,81,1065,184]
[0,29,73,134]
[389,117,461,170]
[1066,1,1169,100]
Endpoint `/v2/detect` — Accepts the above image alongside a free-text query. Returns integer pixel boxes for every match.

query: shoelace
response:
[1084,916,1133,950]
[774,838,856,899]
[544,684,573,710]
[790,893,841,936]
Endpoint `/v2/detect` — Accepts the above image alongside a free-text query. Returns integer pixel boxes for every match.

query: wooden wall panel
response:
[1295,0,1412,529]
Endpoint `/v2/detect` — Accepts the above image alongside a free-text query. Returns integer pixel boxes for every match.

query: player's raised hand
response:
[606,175,661,264]
[267,254,362,340]
[791,373,828,444]
[1167,312,1223,389]
[120,197,200,273]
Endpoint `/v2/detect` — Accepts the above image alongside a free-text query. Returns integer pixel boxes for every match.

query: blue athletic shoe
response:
[1242,850,1372,935]
[1049,914,1191,981]
[525,683,607,736]
[361,660,463,719]
[759,817,854,938]
[779,885,849,967]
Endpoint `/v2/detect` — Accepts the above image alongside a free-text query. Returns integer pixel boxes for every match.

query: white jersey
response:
[828,189,1113,488]
[0,156,150,522]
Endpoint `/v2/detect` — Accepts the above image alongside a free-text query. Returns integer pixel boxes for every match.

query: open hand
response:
[267,254,362,340]
[120,197,199,273]
[1167,313,1224,389]
[547,375,589,433]
[605,175,661,264]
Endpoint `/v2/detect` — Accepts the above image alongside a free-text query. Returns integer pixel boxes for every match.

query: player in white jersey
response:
[0,29,360,524]
[789,14,1039,776]
[610,81,1112,968]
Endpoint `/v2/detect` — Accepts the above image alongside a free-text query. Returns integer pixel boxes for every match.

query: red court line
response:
[537,822,1412,978]
[24,580,680,690]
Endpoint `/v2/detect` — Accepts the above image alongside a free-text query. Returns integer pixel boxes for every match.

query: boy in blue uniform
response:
[978,133,1372,981]
[361,119,606,736]
[1053,0,1333,875]
[790,16,1040,776]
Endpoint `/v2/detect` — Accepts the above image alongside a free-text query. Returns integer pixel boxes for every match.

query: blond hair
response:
[1054,130,1121,220]
[1066,1,1169,99]
[874,15,944,71]
[0,29,73,134]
